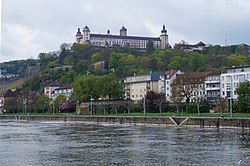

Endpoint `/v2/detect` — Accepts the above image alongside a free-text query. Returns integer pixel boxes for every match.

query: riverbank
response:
[0,115,250,129]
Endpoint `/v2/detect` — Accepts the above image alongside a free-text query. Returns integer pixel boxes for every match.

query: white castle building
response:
[75,25,169,49]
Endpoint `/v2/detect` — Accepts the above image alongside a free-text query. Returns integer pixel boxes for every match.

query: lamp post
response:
[90,95,94,116]
[143,92,146,116]
[230,91,233,118]
[23,98,27,115]
[53,100,55,115]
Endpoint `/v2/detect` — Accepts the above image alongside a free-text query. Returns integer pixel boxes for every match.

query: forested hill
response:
[0,59,37,77]
[2,43,250,93]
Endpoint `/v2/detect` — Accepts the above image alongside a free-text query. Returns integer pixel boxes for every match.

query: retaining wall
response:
[0,115,249,129]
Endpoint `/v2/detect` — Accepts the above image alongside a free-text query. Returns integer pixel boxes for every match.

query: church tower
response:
[160,25,169,49]
[120,26,127,36]
[75,28,83,43]
[82,25,90,42]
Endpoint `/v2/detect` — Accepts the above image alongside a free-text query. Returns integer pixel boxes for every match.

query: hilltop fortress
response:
[75,25,169,50]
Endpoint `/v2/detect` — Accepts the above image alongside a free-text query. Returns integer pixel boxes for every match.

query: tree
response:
[59,100,76,113]
[170,86,184,113]
[228,54,248,67]
[54,94,67,112]
[236,81,250,113]
[146,40,155,54]
[144,91,164,113]
[36,96,50,113]
[193,96,207,116]
[73,74,124,101]
[99,75,124,99]
[73,75,99,101]
[214,97,228,116]
[91,53,102,63]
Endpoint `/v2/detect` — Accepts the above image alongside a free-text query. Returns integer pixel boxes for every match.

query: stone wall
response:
[0,115,249,129]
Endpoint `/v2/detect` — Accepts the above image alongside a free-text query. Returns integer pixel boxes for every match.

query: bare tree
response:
[193,95,207,116]
[214,97,228,116]
[153,93,166,115]
[170,86,184,113]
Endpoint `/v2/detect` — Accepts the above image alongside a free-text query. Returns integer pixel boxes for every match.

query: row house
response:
[172,72,212,103]
[0,89,18,113]
[124,72,164,101]
[204,71,221,101]
[124,66,250,104]
[158,70,182,101]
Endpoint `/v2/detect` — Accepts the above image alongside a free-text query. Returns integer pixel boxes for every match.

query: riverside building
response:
[75,25,169,50]
[220,66,250,101]
[124,72,164,101]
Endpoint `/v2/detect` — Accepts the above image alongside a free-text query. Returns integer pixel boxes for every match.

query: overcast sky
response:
[1,0,250,62]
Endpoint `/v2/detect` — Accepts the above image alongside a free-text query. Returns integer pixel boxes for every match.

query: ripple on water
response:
[0,121,250,166]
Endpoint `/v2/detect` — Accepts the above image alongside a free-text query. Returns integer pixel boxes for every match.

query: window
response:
[239,75,245,82]
[226,76,232,82]
[132,95,134,98]
[226,83,231,90]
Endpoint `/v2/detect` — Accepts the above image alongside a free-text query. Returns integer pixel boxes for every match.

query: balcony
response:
[206,87,220,91]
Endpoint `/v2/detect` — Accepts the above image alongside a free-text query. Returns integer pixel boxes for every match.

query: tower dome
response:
[76,28,82,36]
[75,28,83,43]
[161,25,167,33]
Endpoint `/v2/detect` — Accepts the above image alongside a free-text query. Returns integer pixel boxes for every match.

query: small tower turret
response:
[120,26,127,36]
[75,28,83,43]
[107,29,111,35]
[160,24,169,49]
[83,25,90,42]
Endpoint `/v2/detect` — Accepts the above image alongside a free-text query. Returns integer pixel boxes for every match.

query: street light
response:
[53,100,55,115]
[90,95,94,115]
[23,98,27,115]
[143,92,146,116]
[230,91,233,118]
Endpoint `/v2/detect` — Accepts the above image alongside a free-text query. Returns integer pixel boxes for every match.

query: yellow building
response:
[124,72,164,101]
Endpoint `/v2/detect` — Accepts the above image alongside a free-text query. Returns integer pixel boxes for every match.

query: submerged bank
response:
[0,115,250,129]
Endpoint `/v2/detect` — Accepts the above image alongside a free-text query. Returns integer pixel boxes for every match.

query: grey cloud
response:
[1,0,250,62]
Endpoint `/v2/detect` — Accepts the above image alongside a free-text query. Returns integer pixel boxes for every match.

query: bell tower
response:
[83,25,90,42]
[160,25,169,49]
[120,26,127,36]
[75,28,83,43]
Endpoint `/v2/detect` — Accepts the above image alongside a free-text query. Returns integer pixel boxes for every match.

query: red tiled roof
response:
[174,71,213,85]
[165,70,178,75]
[55,85,72,91]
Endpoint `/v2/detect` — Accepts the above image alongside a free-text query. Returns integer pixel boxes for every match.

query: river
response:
[0,121,249,166]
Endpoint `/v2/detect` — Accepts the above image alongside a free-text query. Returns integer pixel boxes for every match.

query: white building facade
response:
[44,82,72,100]
[204,72,221,100]
[75,25,169,50]
[158,70,182,101]
[220,66,250,101]
[51,86,73,101]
